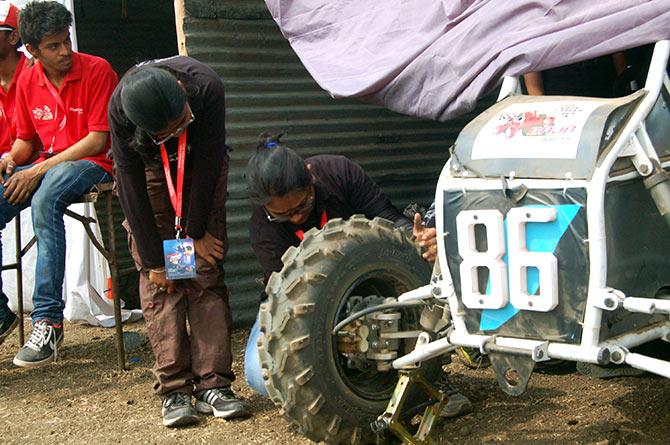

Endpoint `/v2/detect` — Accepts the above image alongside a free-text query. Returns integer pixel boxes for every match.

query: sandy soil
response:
[1,320,668,444]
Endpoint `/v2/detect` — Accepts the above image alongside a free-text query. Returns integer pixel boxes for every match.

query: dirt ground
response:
[0,319,668,445]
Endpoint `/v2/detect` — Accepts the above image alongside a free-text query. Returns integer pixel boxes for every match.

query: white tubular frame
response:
[583,41,669,348]
[602,321,670,350]
[394,41,670,379]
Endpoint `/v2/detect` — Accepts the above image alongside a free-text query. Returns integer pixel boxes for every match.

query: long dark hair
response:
[120,65,189,164]
[245,132,311,205]
[121,66,185,132]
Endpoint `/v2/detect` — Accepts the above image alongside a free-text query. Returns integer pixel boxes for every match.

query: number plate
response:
[456,207,559,312]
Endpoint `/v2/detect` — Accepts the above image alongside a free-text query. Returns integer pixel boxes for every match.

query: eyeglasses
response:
[264,190,315,223]
[149,110,195,146]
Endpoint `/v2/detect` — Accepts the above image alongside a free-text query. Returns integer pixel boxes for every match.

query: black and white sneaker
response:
[0,309,18,346]
[195,387,250,419]
[13,320,64,368]
[162,392,200,428]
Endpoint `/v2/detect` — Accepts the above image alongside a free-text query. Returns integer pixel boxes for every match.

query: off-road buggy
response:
[256,41,670,444]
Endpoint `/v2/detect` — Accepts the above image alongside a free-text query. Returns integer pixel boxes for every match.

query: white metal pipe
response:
[441,177,588,191]
[644,41,670,92]
[635,123,660,163]
[396,328,609,367]
[623,297,670,315]
[602,322,670,349]
[625,353,670,378]
[622,297,656,314]
[582,41,670,348]
[484,336,545,351]
[635,41,670,162]
[542,343,604,363]
[392,337,456,369]
[435,165,470,335]
[609,158,670,184]
[448,331,490,349]
[397,284,433,302]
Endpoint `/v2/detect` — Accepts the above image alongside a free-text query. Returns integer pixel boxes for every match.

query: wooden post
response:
[107,192,126,371]
[174,0,188,56]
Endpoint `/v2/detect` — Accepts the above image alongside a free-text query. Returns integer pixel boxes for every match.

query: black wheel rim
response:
[331,269,420,401]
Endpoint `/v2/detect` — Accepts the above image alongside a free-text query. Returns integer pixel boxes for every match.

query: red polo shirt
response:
[0,53,29,154]
[14,52,117,173]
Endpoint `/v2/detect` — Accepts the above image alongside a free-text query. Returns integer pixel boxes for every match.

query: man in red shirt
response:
[0,3,32,347]
[0,1,117,367]
[0,3,30,155]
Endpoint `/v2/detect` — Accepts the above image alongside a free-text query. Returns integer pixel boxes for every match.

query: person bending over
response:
[110,56,248,427]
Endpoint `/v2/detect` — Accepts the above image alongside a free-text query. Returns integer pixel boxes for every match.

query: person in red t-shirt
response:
[0,3,33,347]
[0,3,31,156]
[0,1,117,368]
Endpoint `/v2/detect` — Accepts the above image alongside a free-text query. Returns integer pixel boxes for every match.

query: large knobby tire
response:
[257,215,440,444]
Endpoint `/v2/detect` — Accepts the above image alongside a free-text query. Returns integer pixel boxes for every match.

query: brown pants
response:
[127,164,234,396]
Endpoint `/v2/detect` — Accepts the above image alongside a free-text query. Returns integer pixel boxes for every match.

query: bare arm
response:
[523,72,545,96]
[0,138,37,180]
[2,131,108,204]
[36,130,108,171]
[6,138,37,166]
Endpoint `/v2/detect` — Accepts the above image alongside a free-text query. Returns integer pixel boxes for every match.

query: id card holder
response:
[163,238,197,280]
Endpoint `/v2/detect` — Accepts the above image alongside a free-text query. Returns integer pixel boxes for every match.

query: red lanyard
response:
[0,96,7,132]
[42,67,67,132]
[160,130,187,238]
[295,210,328,241]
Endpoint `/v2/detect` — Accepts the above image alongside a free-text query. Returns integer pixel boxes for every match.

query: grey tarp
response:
[265,0,670,121]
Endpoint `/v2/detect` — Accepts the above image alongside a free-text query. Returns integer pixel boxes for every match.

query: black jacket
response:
[249,154,411,296]
[110,56,229,268]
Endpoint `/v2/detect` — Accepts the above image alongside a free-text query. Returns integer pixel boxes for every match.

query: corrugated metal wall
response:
[182,0,480,326]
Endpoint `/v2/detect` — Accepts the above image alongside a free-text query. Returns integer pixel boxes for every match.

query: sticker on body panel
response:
[471,101,605,160]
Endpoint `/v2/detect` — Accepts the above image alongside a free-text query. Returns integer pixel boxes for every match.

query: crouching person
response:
[109,56,249,427]
[243,133,471,418]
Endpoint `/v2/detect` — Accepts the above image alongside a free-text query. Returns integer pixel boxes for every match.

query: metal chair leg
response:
[14,217,24,346]
[8,186,127,370]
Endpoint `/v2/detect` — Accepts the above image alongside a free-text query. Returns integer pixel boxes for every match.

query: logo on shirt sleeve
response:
[32,105,54,121]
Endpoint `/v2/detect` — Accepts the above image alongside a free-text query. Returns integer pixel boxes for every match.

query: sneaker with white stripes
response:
[195,387,249,419]
[13,320,64,368]
[162,392,200,428]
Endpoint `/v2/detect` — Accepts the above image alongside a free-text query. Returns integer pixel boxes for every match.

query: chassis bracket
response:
[489,352,536,396]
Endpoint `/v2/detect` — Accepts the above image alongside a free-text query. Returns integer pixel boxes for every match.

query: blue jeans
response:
[244,313,268,396]
[0,160,111,324]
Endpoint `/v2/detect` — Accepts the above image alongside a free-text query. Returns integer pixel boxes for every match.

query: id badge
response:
[163,238,197,280]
